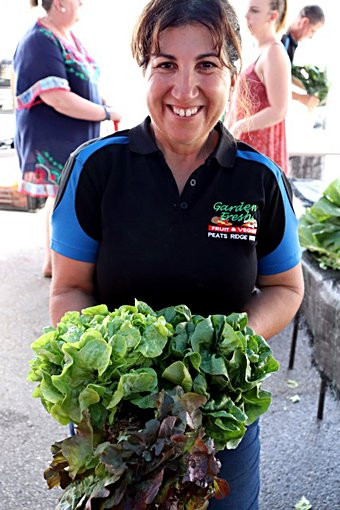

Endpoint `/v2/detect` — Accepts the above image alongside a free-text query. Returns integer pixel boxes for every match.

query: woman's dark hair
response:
[131,0,242,75]
[30,0,53,10]
[269,0,288,32]
[299,5,325,25]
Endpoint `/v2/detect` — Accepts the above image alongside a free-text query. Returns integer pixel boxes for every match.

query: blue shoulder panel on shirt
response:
[283,36,290,50]
[236,150,301,275]
[51,136,129,262]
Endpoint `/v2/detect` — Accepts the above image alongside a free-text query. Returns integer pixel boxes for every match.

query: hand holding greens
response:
[28,300,279,509]
[292,64,330,105]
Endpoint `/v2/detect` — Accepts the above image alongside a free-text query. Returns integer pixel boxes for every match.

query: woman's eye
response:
[198,61,218,70]
[157,61,174,70]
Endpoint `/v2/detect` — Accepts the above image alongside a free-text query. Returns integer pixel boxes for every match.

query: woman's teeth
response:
[172,106,199,117]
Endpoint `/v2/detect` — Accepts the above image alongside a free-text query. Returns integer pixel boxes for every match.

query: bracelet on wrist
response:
[102,105,110,121]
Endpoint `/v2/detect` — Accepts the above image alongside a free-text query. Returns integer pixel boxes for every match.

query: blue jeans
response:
[209,419,260,510]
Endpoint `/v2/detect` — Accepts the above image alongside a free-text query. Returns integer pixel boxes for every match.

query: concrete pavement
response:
[0,207,339,510]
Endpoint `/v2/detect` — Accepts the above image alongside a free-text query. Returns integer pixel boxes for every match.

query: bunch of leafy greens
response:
[292,64,329,105]
[299,179,340,270]
[28,300,279,509]
[46,388,229,510]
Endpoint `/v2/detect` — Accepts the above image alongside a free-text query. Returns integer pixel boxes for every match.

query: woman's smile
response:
[168,105,202,117]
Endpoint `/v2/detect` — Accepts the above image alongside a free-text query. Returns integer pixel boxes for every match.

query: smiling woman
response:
[142,24,233,191]
[49,1,304,508]
[130,0,242,192]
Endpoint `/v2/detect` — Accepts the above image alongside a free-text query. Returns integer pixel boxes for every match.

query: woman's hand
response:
[102,98,122,124]
[107,108,122,123]
[229,119,247,139]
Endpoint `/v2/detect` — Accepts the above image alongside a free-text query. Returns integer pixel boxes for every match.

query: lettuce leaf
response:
[299,179,340,270]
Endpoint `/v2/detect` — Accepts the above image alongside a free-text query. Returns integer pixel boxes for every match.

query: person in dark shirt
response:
[50,1,304,508]
[281,5,325,109]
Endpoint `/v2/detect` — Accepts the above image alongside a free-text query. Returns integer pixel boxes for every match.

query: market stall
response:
[289,178,340,419]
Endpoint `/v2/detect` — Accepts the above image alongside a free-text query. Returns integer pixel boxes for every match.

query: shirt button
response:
[180,201,188,210]
[190,178,196,187]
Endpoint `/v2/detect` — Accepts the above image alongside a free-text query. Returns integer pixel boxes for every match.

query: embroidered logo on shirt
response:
[208,201,258,241]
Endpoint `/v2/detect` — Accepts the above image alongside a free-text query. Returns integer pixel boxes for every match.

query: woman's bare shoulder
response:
[266,42,290,62]
[256,42,289,80]
[260,42,290,72]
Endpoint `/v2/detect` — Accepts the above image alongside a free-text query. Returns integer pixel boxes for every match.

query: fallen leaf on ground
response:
[288,395,300,403]
[287,379,299,388]
[295,495,312,509]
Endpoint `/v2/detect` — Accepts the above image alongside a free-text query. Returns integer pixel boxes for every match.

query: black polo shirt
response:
[52,118,300,316]
[281,32,298,63]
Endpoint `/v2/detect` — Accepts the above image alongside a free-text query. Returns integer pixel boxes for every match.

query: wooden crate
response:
[0,148,45,211]
[0,183,30,210]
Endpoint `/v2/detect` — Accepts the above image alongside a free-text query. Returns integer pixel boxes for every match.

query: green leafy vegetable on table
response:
[299,178,340,271]
[28,300,279,509]
[292,64,330,105]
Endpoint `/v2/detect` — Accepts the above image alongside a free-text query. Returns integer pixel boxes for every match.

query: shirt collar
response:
[129,116,237,168]
[287,32,298,47]
[129,117,159,155]
[209,121,237,168]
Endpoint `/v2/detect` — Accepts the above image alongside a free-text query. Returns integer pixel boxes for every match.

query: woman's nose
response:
[171,69,199,101]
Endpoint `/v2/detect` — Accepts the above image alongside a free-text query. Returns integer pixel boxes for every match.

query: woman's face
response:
[245,0,273,37]
[145,23,233,152]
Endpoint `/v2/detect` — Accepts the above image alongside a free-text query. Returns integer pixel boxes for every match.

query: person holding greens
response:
[50,1,304,508]
[282,4,325,109]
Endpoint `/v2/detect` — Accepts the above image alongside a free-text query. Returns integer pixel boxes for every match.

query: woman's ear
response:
[268,10,279,25]
[229,75,236,100]
[53,0,65,13]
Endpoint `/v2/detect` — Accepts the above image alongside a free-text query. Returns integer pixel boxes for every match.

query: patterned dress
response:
[13,20,101,197]
[227,60,288,174]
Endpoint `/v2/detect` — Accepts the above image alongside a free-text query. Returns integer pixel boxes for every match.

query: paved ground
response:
[0,207,339,510]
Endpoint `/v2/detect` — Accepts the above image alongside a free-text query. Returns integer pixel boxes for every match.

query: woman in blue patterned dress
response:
[13,0,121,276]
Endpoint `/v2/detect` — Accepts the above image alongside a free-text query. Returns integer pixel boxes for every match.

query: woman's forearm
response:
[40,89,120,122]
[244,104,287,132]
[243,285,303,339]
[243,265,304,340]
[230,104,288,138]
[49,288,96,327]
[50,253,96,327]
